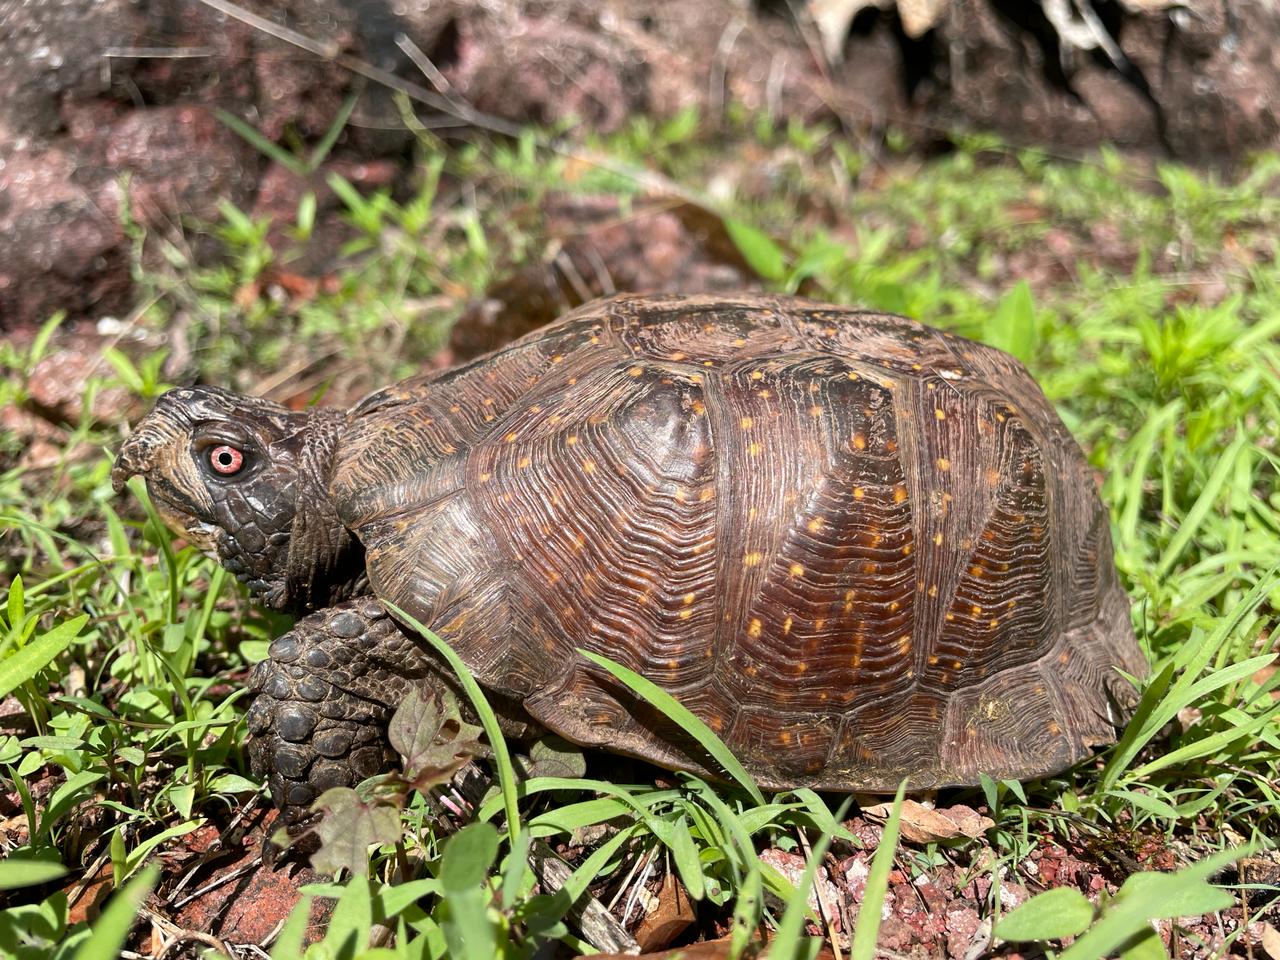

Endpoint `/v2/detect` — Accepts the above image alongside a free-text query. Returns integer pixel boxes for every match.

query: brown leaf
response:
[1261,923,1280,960]
[861,800,993,844]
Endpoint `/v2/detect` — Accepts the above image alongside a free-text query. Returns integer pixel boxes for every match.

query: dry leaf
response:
[1261,923,1280,960]
[861,800,993,844]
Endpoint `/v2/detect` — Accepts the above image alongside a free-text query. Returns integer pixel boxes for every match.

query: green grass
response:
[2,116,1279,957]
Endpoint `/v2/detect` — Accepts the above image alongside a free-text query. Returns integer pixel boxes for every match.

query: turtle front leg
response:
[245,597,441,824]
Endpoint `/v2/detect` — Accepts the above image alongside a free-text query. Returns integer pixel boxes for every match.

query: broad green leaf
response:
[724,218,787,281]
[441,822,500,892]
[0,615,87,700]
[989,280,1037,362]
[322,872,372,959]
[996,887,1094,941]
[0,859,66,891]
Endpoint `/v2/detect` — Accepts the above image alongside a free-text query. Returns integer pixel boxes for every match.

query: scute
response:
[333,293,1145,790]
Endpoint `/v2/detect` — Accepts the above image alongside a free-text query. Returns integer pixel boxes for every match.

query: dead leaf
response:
[1261,922,1280,960]
[861,800,993,844]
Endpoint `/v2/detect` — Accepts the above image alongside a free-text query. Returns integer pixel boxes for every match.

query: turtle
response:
[112,293,1145,821]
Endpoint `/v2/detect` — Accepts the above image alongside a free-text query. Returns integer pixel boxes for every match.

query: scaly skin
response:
[244,597,435,823]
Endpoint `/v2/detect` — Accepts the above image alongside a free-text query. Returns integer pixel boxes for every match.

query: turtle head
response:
[112,386,363,612]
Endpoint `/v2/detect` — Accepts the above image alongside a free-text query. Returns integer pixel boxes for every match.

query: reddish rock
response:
[174,811,330,946]
[945,907,981,959]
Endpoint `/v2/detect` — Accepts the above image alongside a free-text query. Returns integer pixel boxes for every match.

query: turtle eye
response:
[208,444,245,476]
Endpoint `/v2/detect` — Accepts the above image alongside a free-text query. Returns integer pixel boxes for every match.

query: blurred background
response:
[4,0,1278,411]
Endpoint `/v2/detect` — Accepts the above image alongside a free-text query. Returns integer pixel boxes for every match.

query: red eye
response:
[209,445,244,475]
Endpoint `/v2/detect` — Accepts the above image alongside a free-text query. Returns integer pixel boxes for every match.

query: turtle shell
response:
[329,293,1144,790]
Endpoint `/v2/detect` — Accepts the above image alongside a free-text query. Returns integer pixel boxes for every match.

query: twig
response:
[531,839,640,956]
[797,826,844,960]
[141,904,235,959]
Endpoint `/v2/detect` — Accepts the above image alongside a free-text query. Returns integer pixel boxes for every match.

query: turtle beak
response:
[112,428,161,493]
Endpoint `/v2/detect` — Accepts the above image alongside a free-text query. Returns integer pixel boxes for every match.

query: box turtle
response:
[113,293,1145,819]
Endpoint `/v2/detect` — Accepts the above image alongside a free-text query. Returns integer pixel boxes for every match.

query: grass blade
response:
[72,864,158,960]
[578,648,765,805]
[382,602,522,843]
[850,781,906,960]
[0,614,87,700]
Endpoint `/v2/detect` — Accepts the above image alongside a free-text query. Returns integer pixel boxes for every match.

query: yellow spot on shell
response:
[789,563,805,577]
[518,457,531,469]
[933,533,944,545]
[741,416,754,429]
[810,405,824,418]
[779,730,793,745]
[897,635,911,655]
[449,404,461,413]
[1047,721,1062,735]
[679,609,693,620]
[985,469,1001,486]
[751,370,765,380]
[852,433,867,450]
[893,486,908,503]
[847,371,859,380]
[970,565,983,577]
[807,518,824,533]
[745,551,763,566]
[551,354,564,363]
[937,457,951,470]
[479,472,491,482]
[928,654,939,665]
[670,352,687,361]
[748,619,763,638]
[748,442,762,456]
[902,543,913,557]
[699,487,714,502]
[691,400,706,415]
[928,584,938,597]
[783,616,793,635]
[853,487,865,499]
[629,365,644,377]
[971,604,983,616]
[582,460,596,474]
[945,612,956,622]
[935,408,946,420]
[989,618,1000,629]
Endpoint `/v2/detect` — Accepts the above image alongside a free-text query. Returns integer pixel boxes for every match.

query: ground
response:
[1,93,1280,959]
